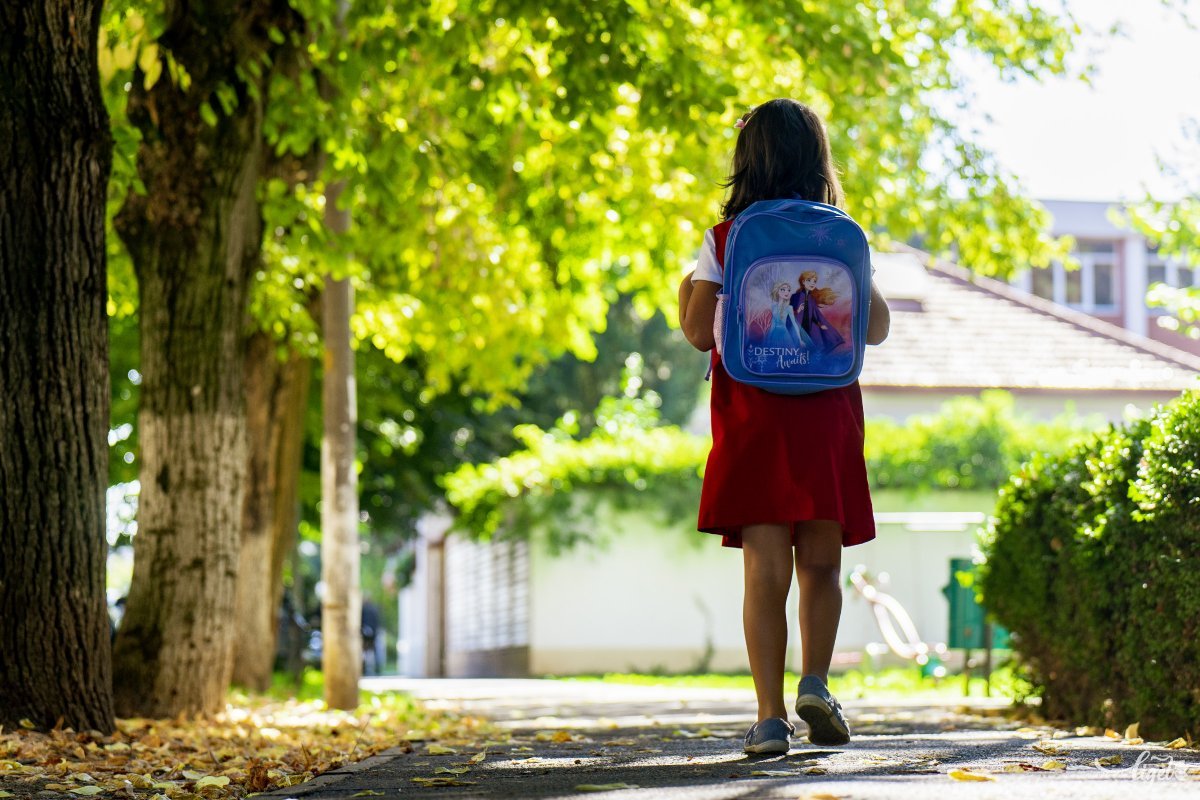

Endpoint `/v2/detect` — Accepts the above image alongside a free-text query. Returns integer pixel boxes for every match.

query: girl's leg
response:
[741,523,794,721]
[792,521,844,682]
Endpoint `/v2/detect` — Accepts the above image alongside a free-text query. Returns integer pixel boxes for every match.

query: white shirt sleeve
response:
[691,228,722,286]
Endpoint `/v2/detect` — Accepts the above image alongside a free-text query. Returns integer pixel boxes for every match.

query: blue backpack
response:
[714,198,872,395]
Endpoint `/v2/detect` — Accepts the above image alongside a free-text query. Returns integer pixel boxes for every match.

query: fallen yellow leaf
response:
[468,751,487,764]
[574,784,639,792]
[352,791,385,797]
[1041,760,1067,771]
[18,719,35,729]
[67,788,105,796]
[804,766,828,775]
[1033,740,1066,755]
[433,766,470,775]
[1124,737,1144,746]
[948,768,995,782]
[426,744,457,755]
[195,776,230,788]
[1166,738,1189,749]
[0,791,14,797]
[1125,723,1140,740]
[750,770,794,777]
[1095,755,1122,766]
[411,776,476,787]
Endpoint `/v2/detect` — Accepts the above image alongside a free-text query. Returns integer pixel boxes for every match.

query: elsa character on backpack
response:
[677,99,891,755]
[760,281,813,352]
[790,271,845,353]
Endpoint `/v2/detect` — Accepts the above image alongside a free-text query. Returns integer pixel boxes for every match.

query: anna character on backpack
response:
[677,99,891,754]
[791,270,846,353]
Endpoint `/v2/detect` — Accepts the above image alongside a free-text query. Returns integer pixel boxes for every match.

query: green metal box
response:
[942,558,1010,649]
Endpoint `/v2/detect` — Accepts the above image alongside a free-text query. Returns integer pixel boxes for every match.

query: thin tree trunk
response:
[232,334,311,690]
[0,0,115,733]
[110,1,297,717]
[321,182,361,709]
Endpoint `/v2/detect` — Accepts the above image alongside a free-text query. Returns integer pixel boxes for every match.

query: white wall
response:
[527,508,982,676]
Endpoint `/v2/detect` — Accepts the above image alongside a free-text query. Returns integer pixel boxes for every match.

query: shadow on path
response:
[265,679,1200,800]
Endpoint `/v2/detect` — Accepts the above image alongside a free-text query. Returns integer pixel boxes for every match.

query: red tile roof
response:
[861,248,1200,392]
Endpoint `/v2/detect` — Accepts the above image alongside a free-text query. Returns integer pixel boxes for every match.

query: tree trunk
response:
[110,1,297,717]
[232,334,312,691]
[0,0,115,733]
[321,182,361,709]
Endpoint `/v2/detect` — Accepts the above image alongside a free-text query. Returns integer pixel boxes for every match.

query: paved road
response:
[267,678,1200,799]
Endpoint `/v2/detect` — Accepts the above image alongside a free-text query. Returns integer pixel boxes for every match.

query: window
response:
[1148,264,1168,286]
[1016,239,1119,312]
[1065,269,1082,305]
[1031,267,1053,299]
[1173,267,1195,288]
[1093,263,1115,306]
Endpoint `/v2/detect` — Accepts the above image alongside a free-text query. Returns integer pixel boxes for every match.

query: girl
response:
[677,99,890,754]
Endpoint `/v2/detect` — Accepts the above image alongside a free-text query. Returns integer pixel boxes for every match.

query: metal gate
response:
[443,534,531,677]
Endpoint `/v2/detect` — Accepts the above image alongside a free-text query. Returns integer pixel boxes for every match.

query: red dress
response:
[697,220,876,548]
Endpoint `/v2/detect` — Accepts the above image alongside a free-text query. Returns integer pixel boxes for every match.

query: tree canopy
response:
[102,0,1078,394]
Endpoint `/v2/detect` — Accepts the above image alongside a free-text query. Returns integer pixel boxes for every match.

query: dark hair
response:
[720,99,844,220]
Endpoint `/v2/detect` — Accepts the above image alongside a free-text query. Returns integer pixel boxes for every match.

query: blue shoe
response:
[794,675,850,745]
[742,717,794,754]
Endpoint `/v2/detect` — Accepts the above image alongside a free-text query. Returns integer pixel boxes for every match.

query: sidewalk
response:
[266,678,1200,799]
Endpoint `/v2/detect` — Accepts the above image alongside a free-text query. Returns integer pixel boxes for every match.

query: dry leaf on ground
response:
[411,776,477,787]
[574,783,639,792]
[0,693,484,799]
[948,768,995,782]
[433,766,470,775]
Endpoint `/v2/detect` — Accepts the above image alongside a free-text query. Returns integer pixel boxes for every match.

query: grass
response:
[556,665,1031,701]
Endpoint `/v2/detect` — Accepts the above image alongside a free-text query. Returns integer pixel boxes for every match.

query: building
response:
[1008,199,1199,357]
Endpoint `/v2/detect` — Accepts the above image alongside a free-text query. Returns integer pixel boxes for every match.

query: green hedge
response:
[979,390,1200,739]
[866,390,1096,490]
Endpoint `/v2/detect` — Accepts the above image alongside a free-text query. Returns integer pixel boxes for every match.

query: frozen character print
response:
[790,271,845,353]
[762,281,813,351]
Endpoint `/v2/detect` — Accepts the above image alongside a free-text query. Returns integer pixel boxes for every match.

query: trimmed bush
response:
[979,390,1200,738]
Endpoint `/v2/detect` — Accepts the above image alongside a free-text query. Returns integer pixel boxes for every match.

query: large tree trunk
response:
[0,0,115,733]
[110,0,297,717]
[321,183,361,709]
[232,335,312,690]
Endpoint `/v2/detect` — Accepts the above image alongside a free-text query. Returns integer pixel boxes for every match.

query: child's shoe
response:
[742,717,794,754]
[794,674,850,745]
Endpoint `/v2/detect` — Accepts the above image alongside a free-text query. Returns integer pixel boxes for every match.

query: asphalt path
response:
[265,678,1200,800]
